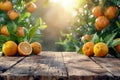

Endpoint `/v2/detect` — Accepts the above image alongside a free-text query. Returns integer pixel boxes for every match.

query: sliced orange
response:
[18,42,32,56]
[31,42,42,55]
[2,41,17,56]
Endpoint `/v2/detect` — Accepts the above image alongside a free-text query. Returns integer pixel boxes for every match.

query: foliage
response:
[58,0,120,57]
[0,0,47,51]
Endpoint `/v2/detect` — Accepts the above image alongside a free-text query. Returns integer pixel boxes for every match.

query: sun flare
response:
[50,0,77,12]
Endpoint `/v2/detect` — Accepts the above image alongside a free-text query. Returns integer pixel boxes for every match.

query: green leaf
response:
[92,33,99,43]
[110,39,120,47]
[28,26,38,42]
[116,21,120,28]
[104,33,117,46]
[39,24,47,30]
[7,22,17,42]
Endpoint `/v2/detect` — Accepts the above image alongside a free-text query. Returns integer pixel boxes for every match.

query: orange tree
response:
[58,0,120,57]
[0,0,46,52]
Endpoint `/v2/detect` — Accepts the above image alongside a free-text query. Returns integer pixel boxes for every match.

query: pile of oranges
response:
[2,41,42,56]
[0,1,42,56]
[82,41,108,57]
[81,2,119,57]
[92,4,118,30]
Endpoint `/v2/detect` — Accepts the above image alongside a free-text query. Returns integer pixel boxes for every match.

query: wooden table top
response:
[0,51,120,80]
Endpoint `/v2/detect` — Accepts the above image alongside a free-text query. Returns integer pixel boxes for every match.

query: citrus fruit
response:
[105,6,118,19]
[94,42,108,57]
[31,42,42,55]
[1,1,12,11]
[81,34,91,42]
[82,42,94,56]
[17,27,25,37]
[0,25,9,36]
[114,38,120,53]
[95,16,110,30]
[18,42,32,56]
[92,6,103,17]
[0,2,3,10]
[8,10,19,20]
[26,2,36,13]
[2,41,17,56]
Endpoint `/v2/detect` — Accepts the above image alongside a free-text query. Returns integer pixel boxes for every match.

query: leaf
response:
[116,21,120,29]
[39,24,47,30]
[110,39,120,47]
[92,33,99,43]
[28,26,38,42]
[7,22,17,42]
[104,33,117,46]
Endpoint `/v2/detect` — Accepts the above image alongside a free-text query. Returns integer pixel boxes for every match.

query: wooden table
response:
[0,52,120,80]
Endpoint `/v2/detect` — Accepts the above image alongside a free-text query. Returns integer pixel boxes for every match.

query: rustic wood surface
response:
[0,52,120,80]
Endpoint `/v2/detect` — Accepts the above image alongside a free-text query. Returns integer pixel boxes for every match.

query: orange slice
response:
[18,42,32,56]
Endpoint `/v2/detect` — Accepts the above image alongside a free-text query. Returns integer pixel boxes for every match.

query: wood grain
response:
[1,52,67,80]
[62,52,113,80]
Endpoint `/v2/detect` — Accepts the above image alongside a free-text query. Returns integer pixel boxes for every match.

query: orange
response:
[18,42,32,56]
[8,10,19,20]
[81,34,91,42]
[2,41,17,56]
[94,42,108,57]
[82,42,94,56]
[105,6,118,19]
[0,2,3,10]
[114,38,120,53]
[1,1,12,11]
[0,25,9,36]
[92,6,103,17]
[26,2,36,13]
[17,27,25,37]
[31,42,42,55]
[95,16,110,30]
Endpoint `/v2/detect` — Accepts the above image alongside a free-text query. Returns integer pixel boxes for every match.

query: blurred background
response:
[33,0,77,51]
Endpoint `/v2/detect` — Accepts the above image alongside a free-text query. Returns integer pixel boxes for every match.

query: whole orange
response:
[2,41,17,56]
[8,10,19,20]
[17,27,25,37]
[105,6,118,19]
[95,16,110,30]
[92,6,103,18]
[0,2,3,10]
[94,42,108,57]
[82,42,94,56]
[1,1,12,11]
[81,34,91,42]
[26,2,36,13]
[0,25,9,36]
[31,42,42,55]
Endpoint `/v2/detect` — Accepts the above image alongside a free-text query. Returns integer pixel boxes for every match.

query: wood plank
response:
[1,52,67,80]
[92,56,120,80]
[0,57,24,73]
[62,52,113,80]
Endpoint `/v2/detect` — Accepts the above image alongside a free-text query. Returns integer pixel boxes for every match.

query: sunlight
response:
[50,0,77,12]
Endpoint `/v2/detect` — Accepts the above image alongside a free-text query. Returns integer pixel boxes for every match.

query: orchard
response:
[58,0,120,57]
[0,0,45,56]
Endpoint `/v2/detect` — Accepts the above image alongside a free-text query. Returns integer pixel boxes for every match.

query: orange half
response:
[18,42,32,56]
